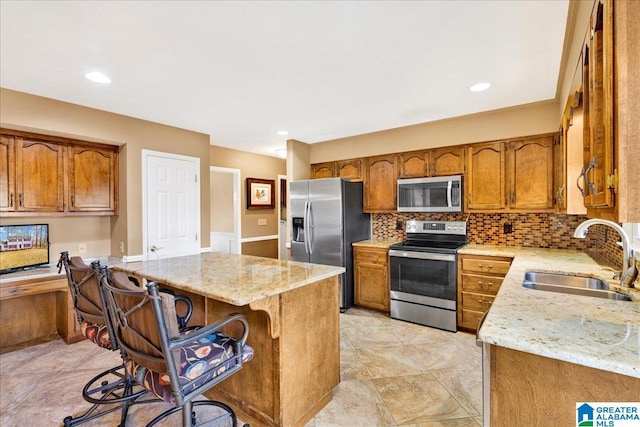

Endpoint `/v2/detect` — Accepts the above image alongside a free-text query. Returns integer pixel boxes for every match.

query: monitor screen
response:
[0,224,50,274]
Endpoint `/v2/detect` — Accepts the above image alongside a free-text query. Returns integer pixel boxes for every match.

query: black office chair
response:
[101,268,254,426]
[58,252,147,426]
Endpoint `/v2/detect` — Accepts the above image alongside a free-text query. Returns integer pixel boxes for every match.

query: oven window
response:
[390,256,457,301]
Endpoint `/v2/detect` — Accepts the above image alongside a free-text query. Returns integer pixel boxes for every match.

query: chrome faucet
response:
[573,219,638,288]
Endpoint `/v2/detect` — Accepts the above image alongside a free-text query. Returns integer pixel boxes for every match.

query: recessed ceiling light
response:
[276,130,289,136]
[469,82,491,92]
[84,72,111,84]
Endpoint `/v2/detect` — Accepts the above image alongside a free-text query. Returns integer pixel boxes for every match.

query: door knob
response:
[150,245,164,252]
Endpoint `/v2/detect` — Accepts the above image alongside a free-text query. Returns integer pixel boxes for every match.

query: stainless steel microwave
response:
[397,175,463,212]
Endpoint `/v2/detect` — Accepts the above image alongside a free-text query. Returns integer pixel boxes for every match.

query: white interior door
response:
[144,151,200,260]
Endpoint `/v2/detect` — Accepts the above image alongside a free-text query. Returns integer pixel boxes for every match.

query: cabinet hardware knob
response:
[71,195,75,207]
[477,281,494,286]
[9,193,13,208]
[576,167,587,197]
[584,157,596,193]
[18,193,23,207]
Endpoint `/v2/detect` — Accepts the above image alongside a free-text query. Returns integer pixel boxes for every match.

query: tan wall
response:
[241,240,278,259]
[210,171,234,233]
[0,88,211,256]
[308,101,560,163]
[0,216,112,260]
[209,145,286,241]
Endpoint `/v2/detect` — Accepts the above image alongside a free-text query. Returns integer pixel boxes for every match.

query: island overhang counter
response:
[111,252,345,427]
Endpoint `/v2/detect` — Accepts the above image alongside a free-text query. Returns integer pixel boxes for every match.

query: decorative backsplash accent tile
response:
[372,213,627,272]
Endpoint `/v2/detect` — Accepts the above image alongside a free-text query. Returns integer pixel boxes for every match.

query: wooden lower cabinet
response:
[489,345,640,426]
[354,246,390,312]
[457,254,512,332]
[0,275,83,349]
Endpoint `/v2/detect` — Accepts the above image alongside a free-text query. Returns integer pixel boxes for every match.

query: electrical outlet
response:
[503,223,513,234]
[396,220,403,230]
[119,242,125,254]
[78,243,87,254]
[258,218,267,226]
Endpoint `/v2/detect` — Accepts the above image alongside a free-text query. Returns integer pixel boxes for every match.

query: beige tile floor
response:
[0,308,482,426]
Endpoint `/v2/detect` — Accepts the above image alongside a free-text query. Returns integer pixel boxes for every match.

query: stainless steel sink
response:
[522,271,632,301]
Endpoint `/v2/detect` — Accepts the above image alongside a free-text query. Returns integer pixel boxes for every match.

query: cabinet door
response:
[364,155,398,212]
[0,135,15,212]
[16,138,64,212]
[554,127,566,211]
[507,136,554,210]
[354,260,389,312]
[583,0,615,210]
[68,145,117,212]
[310,162,335,179]
[430,146,465,176]
[466,143,505,210]
[336,159,363,181]
[398,151,427,178]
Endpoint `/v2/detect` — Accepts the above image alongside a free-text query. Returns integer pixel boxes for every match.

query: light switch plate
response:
[258,218,267,226]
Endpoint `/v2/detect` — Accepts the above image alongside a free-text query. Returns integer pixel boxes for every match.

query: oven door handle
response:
[389,250,456,262]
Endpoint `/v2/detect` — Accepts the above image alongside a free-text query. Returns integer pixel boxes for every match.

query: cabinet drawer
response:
[354,248,388,264]
[461,273,503,295]
[0,279,67,300]
[459,308,485,331]
[461,291,495,311]
[462,257,512,275]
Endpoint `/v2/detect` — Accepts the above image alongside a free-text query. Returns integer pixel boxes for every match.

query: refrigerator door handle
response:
[303,201,310,254]
[307,201,314,254]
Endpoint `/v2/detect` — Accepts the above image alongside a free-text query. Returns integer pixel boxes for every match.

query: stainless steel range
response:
[389,219,467,332]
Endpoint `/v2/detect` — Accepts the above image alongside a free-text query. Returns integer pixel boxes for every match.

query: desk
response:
[111,252,344,427]
[0,267,83,348]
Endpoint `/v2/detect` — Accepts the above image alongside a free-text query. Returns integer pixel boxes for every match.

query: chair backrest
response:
[101,269,180,375]
[58,251,109,327]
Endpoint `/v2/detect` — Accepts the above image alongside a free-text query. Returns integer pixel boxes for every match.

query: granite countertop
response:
[352,239,402,249]
[462,244,640,378]
[110,252,345,306]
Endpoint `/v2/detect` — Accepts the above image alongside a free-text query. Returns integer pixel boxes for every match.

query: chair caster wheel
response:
[63,416,72,426]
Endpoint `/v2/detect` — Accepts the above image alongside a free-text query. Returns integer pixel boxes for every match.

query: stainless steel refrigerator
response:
[290,178,370,311]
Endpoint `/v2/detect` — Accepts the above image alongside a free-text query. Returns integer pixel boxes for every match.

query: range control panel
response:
[405,220,467,235]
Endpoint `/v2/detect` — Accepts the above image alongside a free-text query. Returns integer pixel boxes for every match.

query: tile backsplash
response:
[372,212,625,270]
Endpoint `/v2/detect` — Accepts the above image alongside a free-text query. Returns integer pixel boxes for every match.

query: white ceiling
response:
[0,1,569,158]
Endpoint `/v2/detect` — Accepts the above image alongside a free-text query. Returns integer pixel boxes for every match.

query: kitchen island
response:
[462,245,640,426]
[111,252,345,427]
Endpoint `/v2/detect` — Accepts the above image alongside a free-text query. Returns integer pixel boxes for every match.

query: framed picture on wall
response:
[246,178,275,209]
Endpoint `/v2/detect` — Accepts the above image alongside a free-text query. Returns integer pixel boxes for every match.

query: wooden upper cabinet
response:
[582,0,615,212]
[68,145,117,213]
[364,154,398,212]
[398,151,427,178]
[431,146,465,176]
[398,147,464,179]
[466,142,505,210]
[16,138,64,212]
[336,159,363,181]
[310,162,335,179]
[507,136,554,210]
[1,129,119,216]
[0,135,15,212]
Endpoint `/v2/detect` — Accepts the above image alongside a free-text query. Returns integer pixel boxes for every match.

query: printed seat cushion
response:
[81,321,113,350]
[125,330,254,403]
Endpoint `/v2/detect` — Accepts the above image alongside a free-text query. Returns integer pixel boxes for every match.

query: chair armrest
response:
[168,313,249,350]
